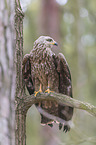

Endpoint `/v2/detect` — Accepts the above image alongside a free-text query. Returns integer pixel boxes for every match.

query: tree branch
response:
[22,92,96,117]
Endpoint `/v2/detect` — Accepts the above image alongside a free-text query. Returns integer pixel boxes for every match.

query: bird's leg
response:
[34,84,42,97]
[45,82,53,93]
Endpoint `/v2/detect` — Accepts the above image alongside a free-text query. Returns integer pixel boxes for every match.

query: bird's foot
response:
[63,125,70,133]
[34,90,42,97]
[34,84,42,97]
[45,88,53,93]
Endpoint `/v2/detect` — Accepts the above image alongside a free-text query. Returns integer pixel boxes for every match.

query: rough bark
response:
[15,0,26,145]
[0,0,15,145]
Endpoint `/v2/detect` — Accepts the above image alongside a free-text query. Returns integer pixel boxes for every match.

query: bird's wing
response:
[55,53,72,97]
[53,53,73,132]
[22,54,35,95]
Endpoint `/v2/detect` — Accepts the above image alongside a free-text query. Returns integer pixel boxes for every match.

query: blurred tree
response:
[40,0,60,42]
[24,7,38,53]
[0,0,15,145]
[40,0,61,54]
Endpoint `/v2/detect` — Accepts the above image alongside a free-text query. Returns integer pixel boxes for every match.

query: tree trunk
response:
[0,0,15,145]
[40,0,61,54]
[15,0,27,145]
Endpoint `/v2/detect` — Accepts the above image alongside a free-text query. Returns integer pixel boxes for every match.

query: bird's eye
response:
[46,39,53,42]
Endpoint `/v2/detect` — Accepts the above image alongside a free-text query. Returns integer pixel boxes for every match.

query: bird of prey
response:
[22,36,73,132]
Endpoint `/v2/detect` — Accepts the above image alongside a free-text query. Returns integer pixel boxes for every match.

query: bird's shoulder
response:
[22,54,30,65]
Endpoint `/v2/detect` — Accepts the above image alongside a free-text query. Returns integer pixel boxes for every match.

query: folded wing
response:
[22,54,34,95]
[53,53,73,132]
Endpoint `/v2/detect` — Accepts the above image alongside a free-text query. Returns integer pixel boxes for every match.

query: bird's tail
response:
[40,114,54,127]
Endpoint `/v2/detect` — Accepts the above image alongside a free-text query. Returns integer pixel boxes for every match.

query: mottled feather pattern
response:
[22,54,35,95]
[22,36,73,132]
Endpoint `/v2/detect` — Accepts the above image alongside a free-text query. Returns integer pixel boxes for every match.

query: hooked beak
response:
[51,41,58,46]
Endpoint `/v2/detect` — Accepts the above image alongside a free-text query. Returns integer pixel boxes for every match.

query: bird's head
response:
[34,36,58,48]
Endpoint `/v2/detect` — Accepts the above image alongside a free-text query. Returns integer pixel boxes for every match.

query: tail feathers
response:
[41,114,54,125]
[35,102,73,133]
[40,114,71,132]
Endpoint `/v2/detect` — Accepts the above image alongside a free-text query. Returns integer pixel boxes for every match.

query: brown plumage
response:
[22,36,73,132]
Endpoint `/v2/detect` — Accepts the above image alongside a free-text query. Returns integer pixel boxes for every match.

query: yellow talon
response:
[34,90,42,97]
[45,88,53,93]
[34,84,42,97]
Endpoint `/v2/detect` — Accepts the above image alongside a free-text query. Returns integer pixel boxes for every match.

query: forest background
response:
[21,0,96,145]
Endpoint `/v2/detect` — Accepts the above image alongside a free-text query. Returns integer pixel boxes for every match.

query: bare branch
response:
[22,92,96,117]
